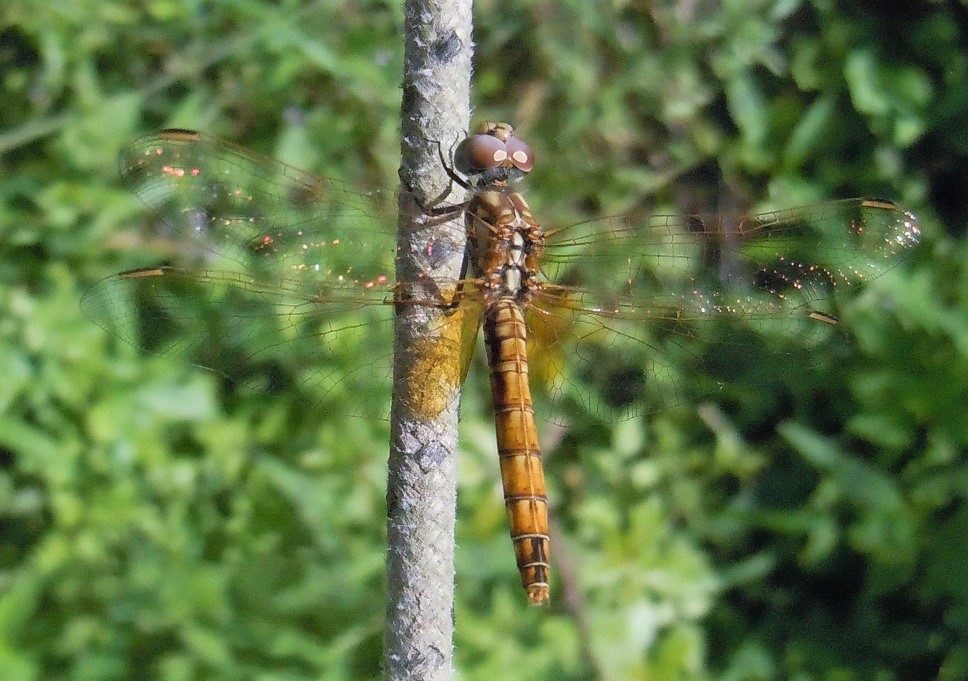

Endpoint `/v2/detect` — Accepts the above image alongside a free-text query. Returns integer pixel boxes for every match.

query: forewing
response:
[117,129,411,282]
[86,130,472,419]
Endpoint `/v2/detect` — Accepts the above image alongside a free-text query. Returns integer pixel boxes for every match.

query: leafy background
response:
[1,0,966,679]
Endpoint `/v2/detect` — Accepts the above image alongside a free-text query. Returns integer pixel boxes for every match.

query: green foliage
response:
[2,0,966,680]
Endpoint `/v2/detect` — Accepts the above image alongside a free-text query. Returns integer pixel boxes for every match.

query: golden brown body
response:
[483,301,550,605]
[465,178,550,604]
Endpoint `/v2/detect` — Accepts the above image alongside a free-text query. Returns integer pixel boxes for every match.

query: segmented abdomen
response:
[483,299,550,605]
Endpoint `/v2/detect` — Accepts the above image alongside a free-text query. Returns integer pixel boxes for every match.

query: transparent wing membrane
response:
[117,130,404,283]
[527,199,920,421]
[541,199,919,311]
[87,130,468,418]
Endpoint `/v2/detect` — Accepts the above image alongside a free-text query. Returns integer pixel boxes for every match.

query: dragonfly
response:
[83,123,921,605]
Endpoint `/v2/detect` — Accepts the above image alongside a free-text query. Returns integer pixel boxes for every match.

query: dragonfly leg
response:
[434,133,473,192]
[399,170,471,226]
[399,129,471,212]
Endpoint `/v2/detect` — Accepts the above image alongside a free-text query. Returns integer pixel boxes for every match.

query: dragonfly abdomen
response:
[483,299,550,605]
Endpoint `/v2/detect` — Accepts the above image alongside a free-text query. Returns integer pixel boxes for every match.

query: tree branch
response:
[385,1,472,679]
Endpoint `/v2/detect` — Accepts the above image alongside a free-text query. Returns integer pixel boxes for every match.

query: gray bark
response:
[385,1,473,679]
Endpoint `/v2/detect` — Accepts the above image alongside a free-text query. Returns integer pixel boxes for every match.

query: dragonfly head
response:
[455,121,534,188]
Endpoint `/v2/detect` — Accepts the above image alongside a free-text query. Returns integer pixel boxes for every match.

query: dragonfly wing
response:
[119,129,465,287]
[90,130,477,420]
[82,267,398,417]
[395,293,484,421]
[529,199,920,421]
[542,198,920,311]
[83,267,484,420]
[526,289,693,422]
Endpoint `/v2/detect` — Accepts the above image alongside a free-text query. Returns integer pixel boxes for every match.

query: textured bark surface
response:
[384,1,472,679]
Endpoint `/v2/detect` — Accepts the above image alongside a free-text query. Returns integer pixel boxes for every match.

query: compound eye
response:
[505,135,533,173]
[455,133,508,173]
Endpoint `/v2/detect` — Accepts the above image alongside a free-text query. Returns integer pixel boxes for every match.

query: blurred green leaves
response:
[844,49,932,147]
[3,0,967,679]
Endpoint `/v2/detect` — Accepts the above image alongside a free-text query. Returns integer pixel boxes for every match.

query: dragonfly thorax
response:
[467,188,545,305]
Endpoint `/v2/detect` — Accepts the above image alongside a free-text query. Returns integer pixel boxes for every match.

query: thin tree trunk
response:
[385,1,472,679]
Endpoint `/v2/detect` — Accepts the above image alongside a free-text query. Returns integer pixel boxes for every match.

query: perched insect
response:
[84,123,921,604]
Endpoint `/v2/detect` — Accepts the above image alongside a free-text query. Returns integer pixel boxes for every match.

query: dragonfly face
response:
[83,124,921,605]
[454,121,534,186]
